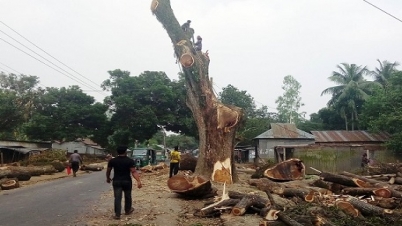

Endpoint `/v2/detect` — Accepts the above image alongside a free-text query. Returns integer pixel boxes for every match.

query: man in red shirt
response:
[106,146,142,219]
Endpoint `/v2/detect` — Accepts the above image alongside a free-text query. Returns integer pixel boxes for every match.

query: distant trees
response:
[275,75,305,124]
[23,86,109,144]
[321,63,380,130]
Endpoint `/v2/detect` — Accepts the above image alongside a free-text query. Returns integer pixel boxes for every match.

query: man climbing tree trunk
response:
[151,0,243,183]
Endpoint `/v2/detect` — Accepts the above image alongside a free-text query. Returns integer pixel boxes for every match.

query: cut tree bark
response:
[179,153,197,172]
[342,187,392,198]
[320,172,368,187]
[341,171,402,198]
[0,178,19,190]
[347,197,397,216]
[167,174,214,197]
[367,197,402,209]
[264,190,303,226]
[228,191,271,209]
[335,200,360,217]
[81,164,104,171]
[248,178,285,193]
[0,168,30,181]
[264,158,305,181]
[151,0,243,183]
[274,187,315,202]
[231,194,269,216]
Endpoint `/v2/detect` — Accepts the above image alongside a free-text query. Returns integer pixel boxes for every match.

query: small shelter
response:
[253,123,315,160]
[52,138,106,156]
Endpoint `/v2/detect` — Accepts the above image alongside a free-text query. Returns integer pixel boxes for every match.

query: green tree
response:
[23,86,108,142]
[0,73,43,139]
[0,91,23,137]
[219,84,256,117]
[102,69,194,147]
[321,63,378,130]
[370,59,400,90]
[275,75,305,124]
[361,71,402,152]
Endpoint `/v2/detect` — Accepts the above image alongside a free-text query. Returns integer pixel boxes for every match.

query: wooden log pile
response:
[140,162,168,173]
[0,165,58,191]
[80,163,104,171]
[192,167,402,225]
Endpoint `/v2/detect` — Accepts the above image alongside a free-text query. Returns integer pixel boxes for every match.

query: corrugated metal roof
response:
[254,123,315,139]
[0,146,33,154]
[311,131,390,143]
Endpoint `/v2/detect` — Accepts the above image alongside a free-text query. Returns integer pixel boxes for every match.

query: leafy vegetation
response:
[0,59,401,153]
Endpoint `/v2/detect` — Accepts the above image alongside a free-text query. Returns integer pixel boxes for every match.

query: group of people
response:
[181,20,202,52]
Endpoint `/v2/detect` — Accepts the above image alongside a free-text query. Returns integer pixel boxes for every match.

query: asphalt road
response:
[0,171,110,226]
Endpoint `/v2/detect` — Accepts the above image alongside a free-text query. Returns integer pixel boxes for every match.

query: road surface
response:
[0,171,110,226]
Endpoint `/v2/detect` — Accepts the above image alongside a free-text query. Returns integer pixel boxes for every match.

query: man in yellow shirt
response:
[169,146,181,178]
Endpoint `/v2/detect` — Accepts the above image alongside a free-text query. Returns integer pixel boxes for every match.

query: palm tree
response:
[321,63,378,130]
[370,59,400,90]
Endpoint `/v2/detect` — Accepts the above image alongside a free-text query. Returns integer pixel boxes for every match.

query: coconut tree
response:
[321,63,378,130]
[370,59,400,90]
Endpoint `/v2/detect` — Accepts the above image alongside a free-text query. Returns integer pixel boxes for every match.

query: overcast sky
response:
[0,0,401,117]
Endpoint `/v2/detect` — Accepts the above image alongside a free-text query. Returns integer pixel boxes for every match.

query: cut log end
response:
[264,158,305,181]
[336,200,359,217]
[373,188,392,198]
[180,53,194,68]
[150,0,159,12]
[231,207,244,216]
[352,178,370,188]
[305,191,315,203]
[0,178,19,190]
[264,209,280,221]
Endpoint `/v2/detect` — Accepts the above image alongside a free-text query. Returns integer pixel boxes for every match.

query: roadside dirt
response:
[83,165,264,226]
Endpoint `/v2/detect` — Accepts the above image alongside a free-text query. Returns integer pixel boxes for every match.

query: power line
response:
[0,66,11,74]
[0,21,103,89]
[363,0,402,23]
[0,61,23,74]
[0,37,107,96]
[0,29,103,94]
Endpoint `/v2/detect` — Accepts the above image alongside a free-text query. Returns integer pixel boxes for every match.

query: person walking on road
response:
[69,150,83,177]
[106,146,142,220]
[169,146,181,178]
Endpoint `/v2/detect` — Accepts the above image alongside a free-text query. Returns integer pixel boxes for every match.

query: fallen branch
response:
[342,187,392,198]
[264,190,304,226]
[341,171,402,198]
[347,197,398,217]
[320,172,368,187]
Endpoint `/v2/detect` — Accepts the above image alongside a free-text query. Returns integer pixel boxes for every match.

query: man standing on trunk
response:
[69,150,83,177]
[106,146,142,220]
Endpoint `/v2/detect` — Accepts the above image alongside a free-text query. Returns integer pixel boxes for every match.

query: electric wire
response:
[0,29,105,96]
[0,37,107,96]
[363,0,402,23]
[0,21,104,89]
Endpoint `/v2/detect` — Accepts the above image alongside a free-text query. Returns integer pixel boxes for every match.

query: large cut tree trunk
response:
[151,0,242,183]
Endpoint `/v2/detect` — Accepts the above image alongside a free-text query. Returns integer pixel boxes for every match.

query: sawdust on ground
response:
[83,165,264,226]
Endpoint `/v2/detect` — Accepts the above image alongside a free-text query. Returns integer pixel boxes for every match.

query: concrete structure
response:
[253,123,315,159]
[52,138,105,156]
[274,131,397,174]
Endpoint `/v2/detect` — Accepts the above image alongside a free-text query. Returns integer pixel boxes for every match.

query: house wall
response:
[293,145,400,174]
[52,142,105,156]
[257,139,315,159]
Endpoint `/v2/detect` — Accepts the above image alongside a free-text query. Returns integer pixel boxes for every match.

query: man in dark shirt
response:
[106,146,142,220]
[69,150,83,177]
